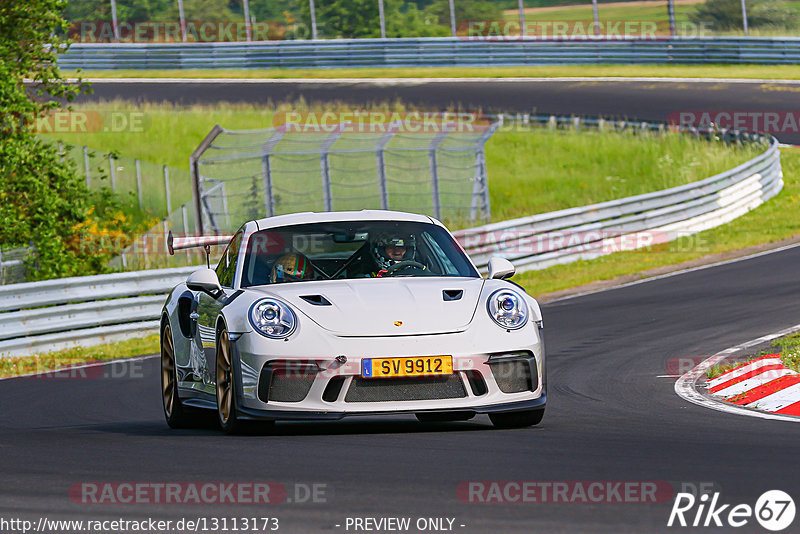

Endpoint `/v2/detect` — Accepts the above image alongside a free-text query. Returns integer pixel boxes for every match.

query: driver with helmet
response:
[368,232,425,277]
[270,252,316,283]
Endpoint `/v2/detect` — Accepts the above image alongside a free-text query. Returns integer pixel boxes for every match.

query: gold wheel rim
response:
[161,325,176,417]
[216,331,232,424]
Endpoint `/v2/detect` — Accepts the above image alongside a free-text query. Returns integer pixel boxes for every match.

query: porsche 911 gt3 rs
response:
[160,210,545,433]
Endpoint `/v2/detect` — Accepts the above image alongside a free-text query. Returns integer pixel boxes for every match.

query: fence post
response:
[58,142,64,163]
[375,121,401,211]
[163,165,172,217]
[83,146,90,188]
[108,154,116,192]
[260,128,287,218]
[470,119,501,222]
[190,125,225,235]
[181,205,192,264]
[319,123,348,212]
[427,123,455,221]
[135,159,143,210]
[262,155,275,217]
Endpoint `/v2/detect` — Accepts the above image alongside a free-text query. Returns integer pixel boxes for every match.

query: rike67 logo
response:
[668,490,796,531]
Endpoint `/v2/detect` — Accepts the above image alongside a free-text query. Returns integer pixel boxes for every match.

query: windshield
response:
[240,221,479,287]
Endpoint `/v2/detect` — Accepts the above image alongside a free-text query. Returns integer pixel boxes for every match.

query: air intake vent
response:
[300,294,332,306]
[442,289,463,301]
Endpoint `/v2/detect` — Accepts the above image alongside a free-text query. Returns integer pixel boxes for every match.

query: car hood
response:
[251,277,485,337]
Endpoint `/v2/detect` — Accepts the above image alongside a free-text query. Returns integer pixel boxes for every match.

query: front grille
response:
[345,375,467,403]
[490,360,535,393]
[258,365,316,403]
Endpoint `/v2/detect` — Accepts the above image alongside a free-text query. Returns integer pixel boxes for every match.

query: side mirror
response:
[186,269,222,295]
[487,257,515,280]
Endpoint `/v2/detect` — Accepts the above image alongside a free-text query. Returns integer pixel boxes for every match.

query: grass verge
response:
[0,334,158,379]
[64,65,800,80]
[706,329,800,379]
[47,100,763,226]
[515,146,799,296]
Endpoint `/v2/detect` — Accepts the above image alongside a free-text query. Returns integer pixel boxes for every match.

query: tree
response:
[690,0,798,31]
[297,0,448,38]
[0,0,134,280]
[424,0,503,28]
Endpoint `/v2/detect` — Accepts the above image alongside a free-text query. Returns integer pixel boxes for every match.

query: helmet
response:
[370,232,416,271]
[270,252,315,283]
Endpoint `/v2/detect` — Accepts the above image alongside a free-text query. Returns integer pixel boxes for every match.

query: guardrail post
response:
[163,165,172,217]
[135,159,143,209]
[83,147,90,188]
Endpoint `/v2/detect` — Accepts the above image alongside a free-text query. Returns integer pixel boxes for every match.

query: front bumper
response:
[235,394,546,421]
[229,328,545,421]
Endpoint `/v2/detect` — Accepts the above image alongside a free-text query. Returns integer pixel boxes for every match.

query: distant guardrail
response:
[0,266,199,357]
[454,119,782,272]
[59,37,800,70]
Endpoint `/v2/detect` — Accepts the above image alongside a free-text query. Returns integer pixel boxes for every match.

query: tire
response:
[161,324,192,428]
[416,412,475,423]
[216,329,249,434]
[489,408,545,429]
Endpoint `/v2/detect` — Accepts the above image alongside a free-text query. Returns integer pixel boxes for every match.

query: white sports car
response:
[160,210,545,433]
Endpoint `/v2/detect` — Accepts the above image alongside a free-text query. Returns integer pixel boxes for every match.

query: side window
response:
[216,231,243,288]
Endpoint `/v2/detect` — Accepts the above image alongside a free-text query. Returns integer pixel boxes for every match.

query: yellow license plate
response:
[361,356,453,378]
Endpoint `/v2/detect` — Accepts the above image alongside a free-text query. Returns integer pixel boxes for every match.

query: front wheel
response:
[489,408,544,429]
[216,329,248,434]
[161,324,191,428]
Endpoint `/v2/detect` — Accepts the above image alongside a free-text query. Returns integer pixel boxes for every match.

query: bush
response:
[0,0,143,280]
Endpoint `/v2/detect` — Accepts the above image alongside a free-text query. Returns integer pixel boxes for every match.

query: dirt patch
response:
[537,234,800,303]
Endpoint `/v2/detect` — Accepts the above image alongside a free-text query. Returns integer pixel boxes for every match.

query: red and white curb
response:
[675,323,800,422]
[706,354,800,415]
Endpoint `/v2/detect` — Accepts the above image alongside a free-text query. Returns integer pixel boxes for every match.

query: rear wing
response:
[167,231,233,255]
[167,231,233,268]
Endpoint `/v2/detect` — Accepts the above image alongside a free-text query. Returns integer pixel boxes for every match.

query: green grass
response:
[46,101,762,228]
[706,328,800,378]
[0,334,158,379]
[65,64,800,80]
[514,147,800,295]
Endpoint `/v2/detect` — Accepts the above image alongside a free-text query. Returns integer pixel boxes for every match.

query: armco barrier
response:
[454,136,782,272]
[58,37,800,70]
[0,123,782,357]
[0,266,199,357]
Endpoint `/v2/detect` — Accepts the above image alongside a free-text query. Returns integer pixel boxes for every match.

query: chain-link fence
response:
[190,116,501,235]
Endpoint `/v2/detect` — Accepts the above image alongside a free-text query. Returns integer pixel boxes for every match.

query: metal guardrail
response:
[0,266,199,357]
[454,131,782,272]
[1,116,782,357]
[59,37,800,69]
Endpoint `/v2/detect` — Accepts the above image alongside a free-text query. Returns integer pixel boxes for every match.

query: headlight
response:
[249,299,297,339]
[487,289,528,330]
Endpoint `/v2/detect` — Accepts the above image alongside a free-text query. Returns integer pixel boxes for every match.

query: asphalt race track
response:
[77,78,800,144]
[3,245,800,533]
[7,78,798,532]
